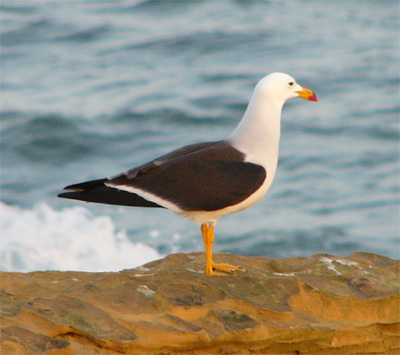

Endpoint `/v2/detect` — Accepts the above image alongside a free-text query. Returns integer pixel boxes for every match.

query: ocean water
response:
[1,1,399,272]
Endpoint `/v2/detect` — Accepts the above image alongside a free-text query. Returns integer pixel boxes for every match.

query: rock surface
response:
[1,252,399,354]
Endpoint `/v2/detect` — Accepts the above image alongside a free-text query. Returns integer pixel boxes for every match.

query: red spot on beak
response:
[297,87,318,102]
[309,93,318,102]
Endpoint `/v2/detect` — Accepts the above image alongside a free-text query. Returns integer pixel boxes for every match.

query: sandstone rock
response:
[1,252,399,354]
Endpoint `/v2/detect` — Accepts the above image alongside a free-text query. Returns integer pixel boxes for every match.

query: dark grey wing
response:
[58,141,223,208]
[58,140,266,211]
[109,145,267,212]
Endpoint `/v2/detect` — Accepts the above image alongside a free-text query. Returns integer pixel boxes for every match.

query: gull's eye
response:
[288,82,294,86]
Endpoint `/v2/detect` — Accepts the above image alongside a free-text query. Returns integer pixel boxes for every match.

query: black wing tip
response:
[58,191,84,200]
[58,192,72,199]
[57,184,164,208]
[60,178,108,192]
[62,185,82,192]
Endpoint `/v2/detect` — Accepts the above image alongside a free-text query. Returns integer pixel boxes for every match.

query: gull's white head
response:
[229,72,317,169]
[255,72,318,104]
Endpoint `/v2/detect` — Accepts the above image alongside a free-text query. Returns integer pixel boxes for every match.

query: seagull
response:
[58,72,317,275]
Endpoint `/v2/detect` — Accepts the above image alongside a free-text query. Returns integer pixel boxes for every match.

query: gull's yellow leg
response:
[201,223,214,275]
[201,223,243,276]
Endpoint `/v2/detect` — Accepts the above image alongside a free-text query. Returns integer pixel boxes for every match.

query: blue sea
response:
[1,0,399,272]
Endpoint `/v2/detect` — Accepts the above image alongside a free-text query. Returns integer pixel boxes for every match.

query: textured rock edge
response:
[1,252,399,354]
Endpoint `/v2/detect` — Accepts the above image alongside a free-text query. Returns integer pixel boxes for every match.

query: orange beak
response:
[296,87,318,102]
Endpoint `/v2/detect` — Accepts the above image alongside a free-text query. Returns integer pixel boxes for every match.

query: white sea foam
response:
[0,202,161,272]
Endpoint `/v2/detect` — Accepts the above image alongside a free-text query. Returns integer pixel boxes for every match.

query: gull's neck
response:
[228,88,284,168]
